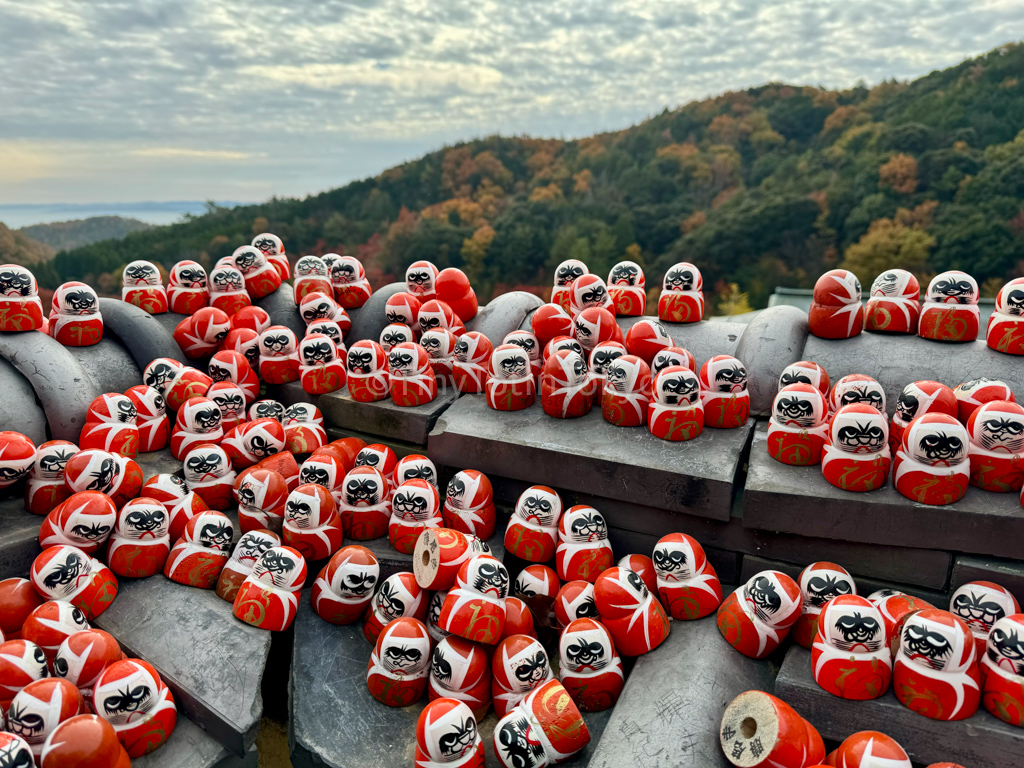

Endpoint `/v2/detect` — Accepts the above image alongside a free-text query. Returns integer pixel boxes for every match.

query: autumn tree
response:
[841,203,937,279]
[879,153,919,194]
[716,282,753,315]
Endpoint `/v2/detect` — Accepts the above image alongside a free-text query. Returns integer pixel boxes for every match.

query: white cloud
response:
[0,0,1021,205]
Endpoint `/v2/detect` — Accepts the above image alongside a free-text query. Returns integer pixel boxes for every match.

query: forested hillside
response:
[21,216,151,254]
[52,43,1024,310]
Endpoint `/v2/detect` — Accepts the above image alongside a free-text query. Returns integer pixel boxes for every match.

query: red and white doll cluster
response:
[0,591,178,762]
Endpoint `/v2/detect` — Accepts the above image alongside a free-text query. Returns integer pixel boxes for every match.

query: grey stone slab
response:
[951,555,1024,607]
[94,576,270,756]
[429,396,752,521]
[468,291,545,348]
[138,447,186,481]
[733,305,808,418]
[484,476,952,589]
[739,555,949,607]
[290,593,603,768]
[98,297,182,371]
[744,421,1024,559]
[346,282,406,344]
[776,645,1021,768]
[615,317,745,372]
[254,284,306,340]
[65,335,142,396]
[801,333,1024,419]
[276,380,459,446]
[134,715,258,768]
[0,357,47,444]
[0,330,99,441]
[587,589,776,768]
[0,496,42,580]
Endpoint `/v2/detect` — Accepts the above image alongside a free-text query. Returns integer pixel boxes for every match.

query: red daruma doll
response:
[811,595,891,700]
[919,270,980,342]
[331,255,372,309]
[363,572,428,645]
[601,355,651,427]
[105,498,171,579]
[311,545,379,625]
[658,262,704,323]
[503,330,542,379]
[388,478,442,555]
[121,260,168,314]
[550,259,588,314]
[778,360,830,398]
[532,303,573,346]
[700,355,750,428]
[541,350,593,419]
[492,679,590,768]
[415,698,486,768]
[232,545,307,632]
[232,246,282,299]
[298,334,346,395]
[0,264,45,331]
[504,486,562,563]
[452,332,493,394]
[251,232,289,280]
[442,470,496,540]
[338,466,390,541]
[716,570,801,659]
[427,636,491,719]
[555,506,613,584]
[865,268,921,334]
[718,691,825,768]
[50,282,103,346]
[890,380,957,454]
[949,581,1019,660]
[438,555,509,645]
[808,268,863,339]
[406,260,440,302]
[607,260,646,316]
[567,275,613,319]
[258,326,300,385]
[893,609,981,721]
[821,404,891,492]
[366,616,432,707]
[167,261,209,315]
[893,413,970,505]
[594,567,670,657]
[282,483,343,563]
[93,658,177,758]
[767,384,828,465]
[980,613,1024,726]
[652,533,722,620]
[987,277,1024,355]
[954,377,1017,424]
[486,345,535,411]
[389,342,438,407]
[491,634,553,718]
[791,561,856,649]
[346,340,390,403]
[558,618,624,711]
[967,400,1024,492]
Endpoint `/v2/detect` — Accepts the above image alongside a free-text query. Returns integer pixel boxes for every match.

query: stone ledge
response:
[776,644,1020,768]
[134,715,258,768]
[586,588,776,768]
[95,576,270,756]
[744,422,1024,559]
[429,396,752,521]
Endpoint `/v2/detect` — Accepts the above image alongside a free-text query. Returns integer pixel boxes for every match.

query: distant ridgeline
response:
[50,42,1024,310]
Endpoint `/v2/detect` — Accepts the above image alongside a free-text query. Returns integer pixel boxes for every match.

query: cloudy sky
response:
[3,0,1022,207]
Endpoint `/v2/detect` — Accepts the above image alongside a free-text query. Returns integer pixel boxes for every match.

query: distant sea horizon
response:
[0,201,251,229]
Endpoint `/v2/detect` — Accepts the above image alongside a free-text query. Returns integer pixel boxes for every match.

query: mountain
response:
[0,222,55,266]
[53,43,1024,309]
[20,216,152,253]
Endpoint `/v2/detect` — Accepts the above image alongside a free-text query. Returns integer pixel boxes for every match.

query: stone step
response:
[289,590,609,768]
[277,379,460,446]
[94,575,271,757]
[0,356,47,444]
[134,713,258,768]
[585,587,777,768]
[776,644,1019,768]
[744,421,1024,559]
[429,395,752,522]
[950,554,1024,606]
